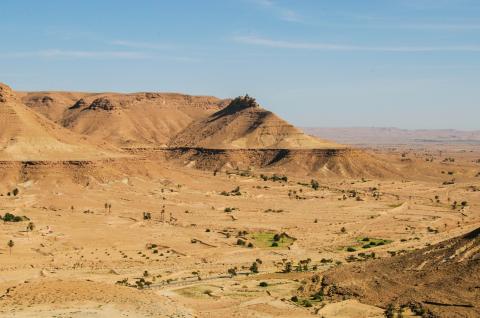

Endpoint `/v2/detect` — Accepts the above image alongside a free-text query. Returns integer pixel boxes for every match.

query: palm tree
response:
[26,222,35,239]
[27,222,35,232]
[7,240,14,255]
[249,262,259,274]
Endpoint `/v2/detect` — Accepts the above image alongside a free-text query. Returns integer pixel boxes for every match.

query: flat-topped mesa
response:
[0,83,16,103]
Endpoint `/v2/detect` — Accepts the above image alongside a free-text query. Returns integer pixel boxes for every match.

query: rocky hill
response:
[0,83,119,161]
[21,91,229,148]
[169,95,342,149]
[301,227,480,317]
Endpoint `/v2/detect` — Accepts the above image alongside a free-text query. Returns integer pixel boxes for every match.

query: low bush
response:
[1,213,29,222]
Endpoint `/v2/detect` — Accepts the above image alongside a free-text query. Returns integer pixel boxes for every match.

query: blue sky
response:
[1,0,479,130]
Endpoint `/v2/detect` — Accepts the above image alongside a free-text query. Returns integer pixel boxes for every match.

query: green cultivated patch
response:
[175,284,221,299]
[249,231,295,248]
[356,237,392,249]
[344,237,392,251]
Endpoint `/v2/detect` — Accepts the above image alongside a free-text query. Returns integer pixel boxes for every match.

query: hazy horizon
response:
[302,126,480,132]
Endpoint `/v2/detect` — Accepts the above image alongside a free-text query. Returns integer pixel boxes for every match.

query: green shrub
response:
[302,300,313,307]
[312,290,324,301]
[1,213,28,222]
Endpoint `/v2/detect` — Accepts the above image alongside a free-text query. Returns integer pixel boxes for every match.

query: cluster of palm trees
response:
[5,222,35,255]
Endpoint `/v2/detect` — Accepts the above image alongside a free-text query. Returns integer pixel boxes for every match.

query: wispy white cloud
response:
[0,49,149,59]
[0,49,202,63]
[234,35,480,52]
[108,40,200,61]
[110,40,173,50]
[395,22,480,31]
[250,0,302,22]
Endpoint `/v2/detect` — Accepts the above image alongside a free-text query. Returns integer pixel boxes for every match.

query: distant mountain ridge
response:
[20,90,229,148]
[303,127,480,146]
[21,90,341,150]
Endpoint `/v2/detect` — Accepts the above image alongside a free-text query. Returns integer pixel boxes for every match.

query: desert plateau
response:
[0,82,478,318]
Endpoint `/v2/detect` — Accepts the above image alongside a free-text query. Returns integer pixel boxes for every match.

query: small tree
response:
[26,222,35,239]
[27,222,35,232]
[227,267,237,277]
[311,179,319,190]
[249,262,259,274]
[7,240,14,255]
[284,261,292,273]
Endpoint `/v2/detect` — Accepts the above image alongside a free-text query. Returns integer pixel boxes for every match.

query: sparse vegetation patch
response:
[1,213,29,222]
[249,231,295,248]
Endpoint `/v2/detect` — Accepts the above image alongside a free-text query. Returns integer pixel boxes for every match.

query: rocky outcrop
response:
[214,95,259,116]
[69,98,87,110]
[87,97,117,111]
[0,83,16,103]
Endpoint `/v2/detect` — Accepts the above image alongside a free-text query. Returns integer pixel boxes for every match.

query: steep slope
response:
[0,83,119,161]
[302,227,480,317]
[22,92,229,148]
[169,95,342,149]
[162,148,400,178]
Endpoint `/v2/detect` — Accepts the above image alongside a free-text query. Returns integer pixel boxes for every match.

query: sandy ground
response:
[0,145,479,317]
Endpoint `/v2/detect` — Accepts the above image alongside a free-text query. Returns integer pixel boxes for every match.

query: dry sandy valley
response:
[0,83,479,317]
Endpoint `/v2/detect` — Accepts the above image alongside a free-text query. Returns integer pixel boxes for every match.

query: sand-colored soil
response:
[0,83,479,317]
